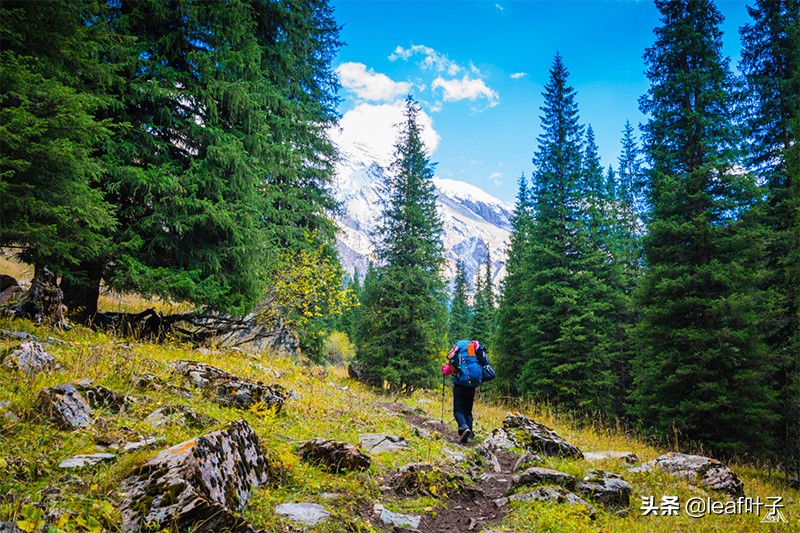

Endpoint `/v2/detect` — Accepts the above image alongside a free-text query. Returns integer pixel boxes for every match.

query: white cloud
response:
[331,101,441,166]
[510,72,528,79]
[432,75,499,107]
[495,3,504,12]
[336,62,411,102]
[490,172,503,186]
[389,45,461,76]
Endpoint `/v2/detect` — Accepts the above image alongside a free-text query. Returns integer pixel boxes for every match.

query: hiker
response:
[443,340,492,443]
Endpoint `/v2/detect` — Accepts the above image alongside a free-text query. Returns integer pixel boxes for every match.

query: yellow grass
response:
[0,316,796,532]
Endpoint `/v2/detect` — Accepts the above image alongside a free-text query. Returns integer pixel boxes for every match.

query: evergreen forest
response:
[2,0,799,481]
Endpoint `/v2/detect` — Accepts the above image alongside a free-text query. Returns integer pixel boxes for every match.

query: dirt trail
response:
[380,402,517,532]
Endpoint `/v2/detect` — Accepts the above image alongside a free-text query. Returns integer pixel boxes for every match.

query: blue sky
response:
[329,0,752,203]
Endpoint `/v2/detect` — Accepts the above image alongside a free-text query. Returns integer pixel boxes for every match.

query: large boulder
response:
[509,467,577,492]
[37,384,94,429]
[120,420,274,532]
[297,438,371,473]
[629,452,744,498]
[576,470,632,510]
[4,341,58,375]
[501,413,584,459]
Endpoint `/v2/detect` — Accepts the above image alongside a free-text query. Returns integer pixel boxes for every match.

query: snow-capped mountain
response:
[333,143,513,291]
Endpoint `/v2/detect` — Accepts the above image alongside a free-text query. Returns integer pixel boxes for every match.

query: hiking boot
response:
[459,429,474,444]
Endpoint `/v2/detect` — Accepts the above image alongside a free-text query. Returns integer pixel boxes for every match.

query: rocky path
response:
[380,402,517,532]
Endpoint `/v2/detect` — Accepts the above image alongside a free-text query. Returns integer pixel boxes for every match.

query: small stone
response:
[122,436,164,453]
[144,404,215,429]
[514,451,545,472]
[275,502,331,526]
[411,425,432,439]
[372,504,422,529]
[171,360,235,388]
[59,453,117,469]
[443,448,468,462]
[359,433,408,453]
[584,451,639,464]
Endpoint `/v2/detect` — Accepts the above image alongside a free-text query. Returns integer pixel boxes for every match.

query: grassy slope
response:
[1,317,796,532]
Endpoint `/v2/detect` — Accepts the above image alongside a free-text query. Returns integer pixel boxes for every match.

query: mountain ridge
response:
[332,144,513,290]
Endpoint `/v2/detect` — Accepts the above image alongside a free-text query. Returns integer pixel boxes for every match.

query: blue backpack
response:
[451,340,484,387]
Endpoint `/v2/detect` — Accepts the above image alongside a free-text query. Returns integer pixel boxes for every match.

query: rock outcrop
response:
[629,452,744,498]
[495,413,584,459]
[71,379,135,413]
[297,438,371,473]
[214,378,287,411]
[509,466,577,492]
[494,487,597,518]
[576,470,632,510]
[120,420,274,532]
[4,340,58,375]
[37,384,94,430]
[171,361,287,412]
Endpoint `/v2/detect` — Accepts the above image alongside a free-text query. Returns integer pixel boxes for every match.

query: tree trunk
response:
[60,262,102,324]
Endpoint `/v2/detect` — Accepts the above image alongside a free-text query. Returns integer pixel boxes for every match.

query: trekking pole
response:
[440,373,445,424]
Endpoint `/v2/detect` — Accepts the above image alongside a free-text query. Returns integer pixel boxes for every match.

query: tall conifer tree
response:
[740,0,800,467]
[355,96,447,394]
[495,174,534,393]
[512,55,615,414]
[448,261,473,344]
[0,0,117,283]
[470,250,496,344]
[632,0,777,455]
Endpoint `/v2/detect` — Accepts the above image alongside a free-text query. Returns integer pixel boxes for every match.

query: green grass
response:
[1,316,797,532]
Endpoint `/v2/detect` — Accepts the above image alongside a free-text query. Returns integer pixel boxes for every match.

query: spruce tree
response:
[448,261,473,344]
[34,0,343,321]
[0,0,117,283]
[632,0,777,455]
[355,96,447,394]
[516,54,615,414]
[495,174,534,393]
[470,250,497,345]
[740,0,800,467]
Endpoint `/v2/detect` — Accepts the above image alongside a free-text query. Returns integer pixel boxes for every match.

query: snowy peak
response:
[333,145,513,291]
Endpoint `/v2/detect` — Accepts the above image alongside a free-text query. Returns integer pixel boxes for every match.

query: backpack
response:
[451,340,484,387]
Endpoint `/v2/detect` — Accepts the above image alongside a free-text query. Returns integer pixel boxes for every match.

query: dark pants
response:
[453,384,476,433]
